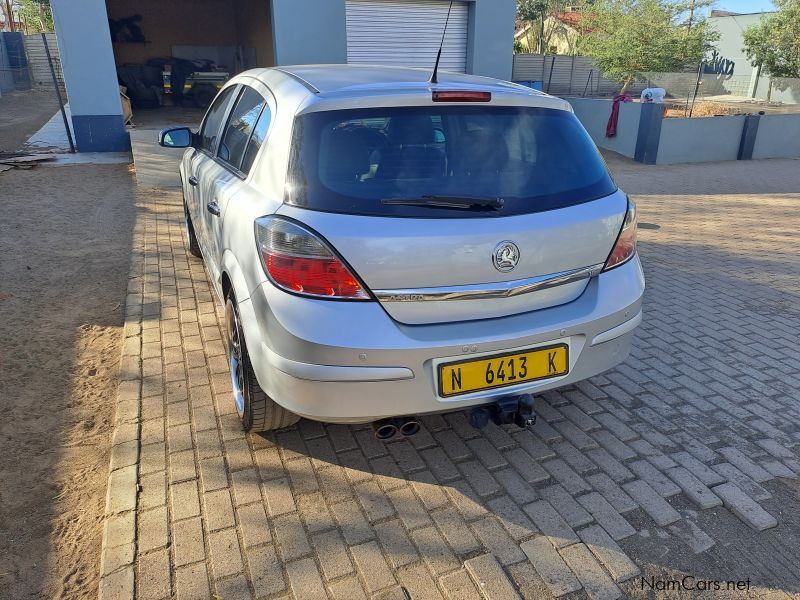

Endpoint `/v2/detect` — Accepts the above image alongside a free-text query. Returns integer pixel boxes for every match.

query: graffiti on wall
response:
[704,50,735,79]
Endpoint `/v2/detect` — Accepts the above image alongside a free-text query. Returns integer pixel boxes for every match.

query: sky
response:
[711,0,775,13]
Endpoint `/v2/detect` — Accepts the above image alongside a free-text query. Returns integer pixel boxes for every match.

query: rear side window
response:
[218,86,266,171]
[241,103,272,174]
[285,106,617,218]
[200,85,237,154]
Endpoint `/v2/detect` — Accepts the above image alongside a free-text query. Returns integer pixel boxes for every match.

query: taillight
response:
[255,217,370,300]
[603,199,637,271]
[432,90,492,102]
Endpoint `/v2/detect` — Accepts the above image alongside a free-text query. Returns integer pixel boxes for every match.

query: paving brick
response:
[354,480,395,522]
[504,448,551,484]
[350,541,397,593]
[137,547,171,600]
[297,492,337,534]
[386,483,432,530]
[374,520,418,568]
[435,430,472,461]
[593,412,638,442]
[586,473,638,514]
[464,553,522,600]
[203,489,235,532]
[262,477,296,517]
[230,467,263,506]
[520,537,581,597]
[431,506,482,555]
[312,529,354,579]
[666,467,723,509]
[170,480,201,521]
[411,525,460,575]
[328,576,369,600]
[410,470,450,510]
[439,569,482,600]
[388,439,426,473]
[513,429,557,461]
[672,452,726,487]
[586,448,634,483]
[471,516,527,565]
[273,513,311,561]
[719,447,774,483]
[208,528,244,578]
[629,459,681,498]
[236,502,272,548]
[174,563,211,600]
[487,495,538,542]
[592,430,637,461]
[458,460,501,497]
[576,493,635,541]
[560,542,622,600]
[622,480,681,526]
[578,525,640,583]
[138,506,168,554]
[553,441,596,474]
[246,544,286,597]
[542,459,590,494]
[172,517,205,567]
[523,500,579,548]
[467,437,509,470]
[286,557,327,600]
[421,447,461,482]
[711,462,771,502]
[712,483,778,531]
[553,420,599,450]
[541,485,593,528]
[331,500,375,545]
[494,468,538,504]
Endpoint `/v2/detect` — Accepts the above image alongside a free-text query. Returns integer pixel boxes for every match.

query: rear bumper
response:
[238,254,645,423]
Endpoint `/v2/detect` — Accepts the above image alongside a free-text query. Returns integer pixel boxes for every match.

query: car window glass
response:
[219,87,265,171]
[287,106,616,218]
[200,86,237,154]
[240,103,272,174]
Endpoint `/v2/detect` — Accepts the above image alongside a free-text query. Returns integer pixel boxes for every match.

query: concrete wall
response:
[52,0,129,151]
[271,0,347,65]
[656,115,745,165]
[708,13,768,98]
[0,34,14,95]
[752,114,800,160]
[567,98,642,158]
[271,0,514,79]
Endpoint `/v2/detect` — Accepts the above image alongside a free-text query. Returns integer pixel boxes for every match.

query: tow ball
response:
[469,393,536,429]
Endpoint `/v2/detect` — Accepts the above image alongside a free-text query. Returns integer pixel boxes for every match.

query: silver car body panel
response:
[176,65,645,423]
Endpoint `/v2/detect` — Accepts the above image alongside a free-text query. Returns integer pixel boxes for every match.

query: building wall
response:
[567,98,642,158]
[234,0,274,67]
[752,114,800,159]
[271,0,515,80]
[656,115,745,165]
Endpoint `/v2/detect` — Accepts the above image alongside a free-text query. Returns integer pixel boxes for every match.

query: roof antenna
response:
[429,0,454,84]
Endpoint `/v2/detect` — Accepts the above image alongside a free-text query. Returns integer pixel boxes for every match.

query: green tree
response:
[516,0,573,54]
[743,0,800,80]
[15,0,53,33]
[579,0,717,94]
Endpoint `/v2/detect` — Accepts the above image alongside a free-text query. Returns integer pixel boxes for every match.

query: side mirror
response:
[159,127,194,148]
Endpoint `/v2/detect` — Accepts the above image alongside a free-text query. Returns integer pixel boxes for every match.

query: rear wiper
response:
[381,195,504,210]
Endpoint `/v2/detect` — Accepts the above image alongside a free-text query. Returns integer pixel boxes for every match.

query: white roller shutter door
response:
[346,0,469,73]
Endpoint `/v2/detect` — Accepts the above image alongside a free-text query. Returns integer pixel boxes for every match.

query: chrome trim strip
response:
[374,264,605,302]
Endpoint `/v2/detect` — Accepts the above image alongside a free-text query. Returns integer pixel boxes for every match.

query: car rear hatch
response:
[278,99,626,325]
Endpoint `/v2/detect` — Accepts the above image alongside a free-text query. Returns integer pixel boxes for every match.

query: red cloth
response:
[606,94,632,138]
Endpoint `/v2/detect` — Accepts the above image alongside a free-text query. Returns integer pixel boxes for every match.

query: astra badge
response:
[492,241,520,272]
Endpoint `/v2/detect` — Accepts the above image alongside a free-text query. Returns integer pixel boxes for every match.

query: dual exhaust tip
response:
[372,417,420,440]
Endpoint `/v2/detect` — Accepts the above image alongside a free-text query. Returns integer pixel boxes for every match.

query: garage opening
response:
[346,0,468,73]
[106,0,274,123]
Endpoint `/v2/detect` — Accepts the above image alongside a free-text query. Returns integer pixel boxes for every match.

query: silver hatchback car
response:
[159,65,644,438]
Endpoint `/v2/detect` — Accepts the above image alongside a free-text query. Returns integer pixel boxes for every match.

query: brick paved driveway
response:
[104,157,800,599]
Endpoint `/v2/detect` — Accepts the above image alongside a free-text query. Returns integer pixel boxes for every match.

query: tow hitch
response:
[469,393,536,429]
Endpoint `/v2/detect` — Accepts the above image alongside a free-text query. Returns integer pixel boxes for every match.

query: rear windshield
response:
[285,105,616,218]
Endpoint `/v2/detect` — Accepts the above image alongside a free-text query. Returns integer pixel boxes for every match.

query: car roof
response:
[237,64,569,113]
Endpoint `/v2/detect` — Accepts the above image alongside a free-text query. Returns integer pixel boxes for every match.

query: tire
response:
[192,84,217,109]
[183,200,202,258]
[225,292,300,432]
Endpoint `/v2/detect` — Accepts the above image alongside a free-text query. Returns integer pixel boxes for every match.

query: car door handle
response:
[188,176,199,186]
[206,200,221,216]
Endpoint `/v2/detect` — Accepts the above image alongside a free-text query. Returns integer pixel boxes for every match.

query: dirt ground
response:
[0,88,60,152]
[0,163,136,599]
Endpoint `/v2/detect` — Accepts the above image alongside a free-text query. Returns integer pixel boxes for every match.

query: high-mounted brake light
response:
[255,217,370,300]
[603,198,637,271]
[432,91,492,103]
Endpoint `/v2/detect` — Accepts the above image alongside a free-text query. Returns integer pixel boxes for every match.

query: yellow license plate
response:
[438,343,569,398]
